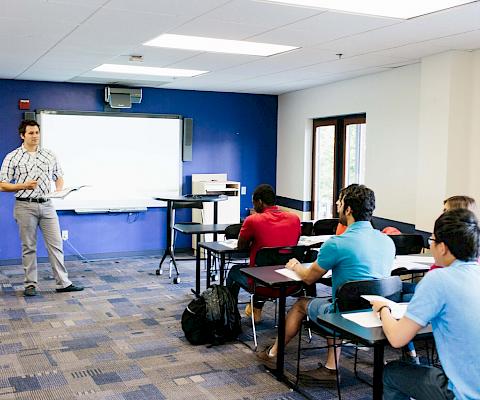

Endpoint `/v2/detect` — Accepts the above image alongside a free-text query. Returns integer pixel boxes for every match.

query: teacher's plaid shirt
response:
[0,145,63,199]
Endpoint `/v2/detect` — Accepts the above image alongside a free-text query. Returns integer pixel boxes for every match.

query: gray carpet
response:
[0,255,417,399]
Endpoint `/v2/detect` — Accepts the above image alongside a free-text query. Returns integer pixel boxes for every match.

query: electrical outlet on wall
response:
[61,230,69,241]
[241,186,247,195]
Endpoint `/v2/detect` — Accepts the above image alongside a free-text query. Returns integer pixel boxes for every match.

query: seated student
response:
[226,184,301,323]
[371,208,480,400]
[257,184,395,383]
[430,195,477,270]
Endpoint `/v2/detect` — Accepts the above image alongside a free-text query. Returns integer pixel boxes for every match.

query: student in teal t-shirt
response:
[257,184,395,383]
[372,208,480,400]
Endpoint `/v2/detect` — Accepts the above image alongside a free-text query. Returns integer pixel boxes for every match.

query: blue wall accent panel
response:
[0,80,278,261]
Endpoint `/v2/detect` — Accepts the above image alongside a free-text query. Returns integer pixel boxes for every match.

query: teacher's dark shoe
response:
[24,285,37,297]
[56,284,84,293]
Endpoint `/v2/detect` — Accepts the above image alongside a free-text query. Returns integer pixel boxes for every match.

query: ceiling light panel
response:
[92,64,207,77]
[143,34,299,56]
[258,0,475,19]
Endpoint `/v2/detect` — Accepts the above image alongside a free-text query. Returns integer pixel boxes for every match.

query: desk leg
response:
[372,343,385,400]
[194,235,201,296]
[220,253,225,285]
[275,287,287,381]
[206,249,212,288]
[158,200,172,274]
[213,202,218,241]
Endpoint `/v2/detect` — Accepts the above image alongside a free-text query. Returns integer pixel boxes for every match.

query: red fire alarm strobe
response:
[18,99,30,110]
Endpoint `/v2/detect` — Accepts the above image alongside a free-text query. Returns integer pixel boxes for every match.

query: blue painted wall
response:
[0,80,278,262]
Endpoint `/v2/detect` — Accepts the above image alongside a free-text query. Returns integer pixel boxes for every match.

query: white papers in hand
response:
[275,268,302,281]
[219,239,238,249]
[47,185,88,199]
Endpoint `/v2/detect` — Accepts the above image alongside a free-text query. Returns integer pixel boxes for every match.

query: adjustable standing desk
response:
[154,194,227,282]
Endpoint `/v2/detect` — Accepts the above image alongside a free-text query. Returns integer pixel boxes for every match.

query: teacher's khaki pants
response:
[14,200,72,289]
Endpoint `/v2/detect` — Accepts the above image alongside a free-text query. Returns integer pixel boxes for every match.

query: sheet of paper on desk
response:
[219,239,238,249]
[298,235,333,246]
[395,255,434,265]
[342,311,383,328]
[360,295,408,319]
[392,259,430,271]
[275,268,302,281]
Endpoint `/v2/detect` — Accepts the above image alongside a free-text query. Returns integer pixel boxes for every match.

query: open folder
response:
[47,185,88,199]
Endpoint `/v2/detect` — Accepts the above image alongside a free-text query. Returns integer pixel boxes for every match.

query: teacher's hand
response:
[23,180,37,190]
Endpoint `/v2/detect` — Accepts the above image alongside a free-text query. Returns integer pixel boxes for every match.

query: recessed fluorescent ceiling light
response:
[259,0,474,19]
[93,64,207,77]
[143,34,298,56]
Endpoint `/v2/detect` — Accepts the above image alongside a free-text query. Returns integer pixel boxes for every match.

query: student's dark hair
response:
[252,184,276,206]
[443,195,477,213]
[342,184,375,221]
[18,120,40,136]
[434,208,480,261]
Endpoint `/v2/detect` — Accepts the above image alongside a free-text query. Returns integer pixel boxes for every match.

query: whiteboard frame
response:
[36,110,183,212]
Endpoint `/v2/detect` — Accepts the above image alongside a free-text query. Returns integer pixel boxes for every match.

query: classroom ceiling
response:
[2,0,480,95]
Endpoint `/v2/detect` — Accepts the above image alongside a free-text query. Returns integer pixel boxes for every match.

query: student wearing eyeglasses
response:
[371,208,480,399]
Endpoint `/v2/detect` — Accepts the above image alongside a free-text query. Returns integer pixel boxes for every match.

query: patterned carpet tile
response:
[0,256,415,399]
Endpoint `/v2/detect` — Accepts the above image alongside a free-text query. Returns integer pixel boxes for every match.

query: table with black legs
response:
[315,312,432,400]
[239,265,302,381]
[154,194,227,282]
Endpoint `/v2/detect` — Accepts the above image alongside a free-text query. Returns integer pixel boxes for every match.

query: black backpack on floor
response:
[182,284,241,346]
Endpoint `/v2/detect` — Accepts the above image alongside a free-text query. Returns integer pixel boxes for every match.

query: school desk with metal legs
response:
[154,194,227,282]
[173,223,231,295]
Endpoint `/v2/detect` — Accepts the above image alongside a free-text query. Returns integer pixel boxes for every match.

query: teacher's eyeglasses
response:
[428,237,440,246]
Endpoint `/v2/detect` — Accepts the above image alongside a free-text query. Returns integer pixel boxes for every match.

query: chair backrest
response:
[313,218,339,235]
[225,223,242,239]
[335,276,402,312]
[254,245,309,267]
[301,221,314,236]
[172,201,203,210]
[388,234,424,255]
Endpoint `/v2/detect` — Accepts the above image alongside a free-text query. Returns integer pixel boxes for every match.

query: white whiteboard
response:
[38,111,182,211]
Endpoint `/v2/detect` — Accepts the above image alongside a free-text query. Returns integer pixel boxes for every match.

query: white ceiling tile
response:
[105,0,231,16]
[203,0,323,29]
[427,29,480,51]
[250,10,399,47]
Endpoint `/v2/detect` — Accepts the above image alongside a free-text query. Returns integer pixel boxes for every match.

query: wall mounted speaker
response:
[183,118,193,161]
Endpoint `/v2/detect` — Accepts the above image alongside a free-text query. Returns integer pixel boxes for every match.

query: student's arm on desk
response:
[0,180,37,192]
[371,300,422,348]
[237,235,250,250]
[286,259,328,285]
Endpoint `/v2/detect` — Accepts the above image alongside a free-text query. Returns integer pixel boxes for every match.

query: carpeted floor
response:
[0,255,415,399]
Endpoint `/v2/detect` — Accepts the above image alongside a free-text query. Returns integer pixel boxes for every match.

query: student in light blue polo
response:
[257,184,395,383]
[372,208,480,400]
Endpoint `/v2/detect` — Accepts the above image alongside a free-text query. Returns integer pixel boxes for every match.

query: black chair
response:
[301,221,314,236]
[296,276,402,399]
[243,245,311,350]
[224,223,242,239]
[313,218,339,235]
[388,234,425,255]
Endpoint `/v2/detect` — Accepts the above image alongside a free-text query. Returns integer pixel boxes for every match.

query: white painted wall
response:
[277,64,421,224]
[277,49,480,231]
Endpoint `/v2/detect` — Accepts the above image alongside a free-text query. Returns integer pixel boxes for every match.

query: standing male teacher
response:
[0,120,83,296]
